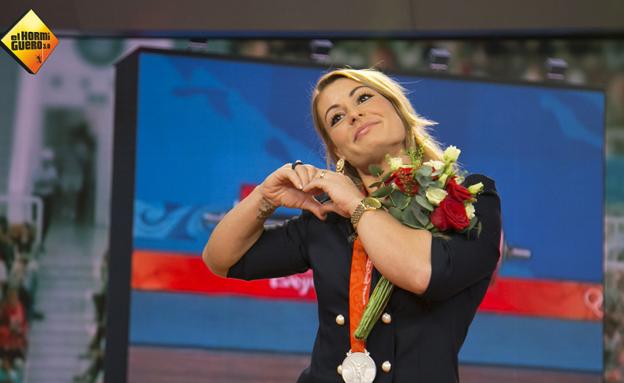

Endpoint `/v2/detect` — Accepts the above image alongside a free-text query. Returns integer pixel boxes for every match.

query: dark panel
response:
[104,49,140,383]
[0,54,18,194]
[410,0,624,34]
[2,0,623,37]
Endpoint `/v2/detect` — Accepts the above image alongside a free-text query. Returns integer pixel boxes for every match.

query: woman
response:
[203,68,502,382]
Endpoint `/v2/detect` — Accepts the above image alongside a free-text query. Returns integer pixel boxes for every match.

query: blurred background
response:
[0,1,623,382]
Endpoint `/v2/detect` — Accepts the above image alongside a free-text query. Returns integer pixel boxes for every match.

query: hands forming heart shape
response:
[260,162,365,220]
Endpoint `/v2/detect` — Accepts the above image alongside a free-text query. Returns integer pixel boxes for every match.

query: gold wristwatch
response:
[350,197,381,230]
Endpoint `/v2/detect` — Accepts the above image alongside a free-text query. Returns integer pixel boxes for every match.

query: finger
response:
[302,178,325,193]
[293,164,311,186]
[313,169,334,180]
[321,200,348,218]
[306,186,326,196]
[309,166,321,179]
[301,195,327,220]
[282,166,304,190]
[304,165,318,185]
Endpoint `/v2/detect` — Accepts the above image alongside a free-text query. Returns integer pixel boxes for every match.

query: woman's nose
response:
[349,110,363,123]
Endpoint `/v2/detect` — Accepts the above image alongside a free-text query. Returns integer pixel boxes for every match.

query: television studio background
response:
[0,2,623,383]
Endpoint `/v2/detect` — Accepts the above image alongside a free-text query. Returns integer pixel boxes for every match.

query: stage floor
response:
[128,345,601,383]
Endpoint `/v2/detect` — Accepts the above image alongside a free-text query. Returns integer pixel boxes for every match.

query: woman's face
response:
[316,78,406,169]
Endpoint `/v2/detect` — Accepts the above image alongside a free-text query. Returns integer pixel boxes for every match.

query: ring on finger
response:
[319,170,327,179]
[291,160,303,170]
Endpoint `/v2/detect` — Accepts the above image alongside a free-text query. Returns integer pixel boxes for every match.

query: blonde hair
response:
[311,68,444,181]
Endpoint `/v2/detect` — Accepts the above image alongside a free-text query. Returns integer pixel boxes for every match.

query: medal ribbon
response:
[349,237,373,353]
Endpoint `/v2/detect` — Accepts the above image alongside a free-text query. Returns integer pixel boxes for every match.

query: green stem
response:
[354,277,394,340]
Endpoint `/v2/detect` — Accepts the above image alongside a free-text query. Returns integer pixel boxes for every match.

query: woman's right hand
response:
[260,163,328,220]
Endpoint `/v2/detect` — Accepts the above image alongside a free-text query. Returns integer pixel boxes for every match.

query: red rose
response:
[445,176,472,202]
[431,197,470,231]
[430,204,449,231]
[385,167,419,196]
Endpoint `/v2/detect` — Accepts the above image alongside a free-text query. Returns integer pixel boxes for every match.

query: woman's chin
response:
[358,136,403,155]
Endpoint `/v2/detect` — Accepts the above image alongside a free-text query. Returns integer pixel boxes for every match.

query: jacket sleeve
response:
[421,174,502,302]
[226,210,312,281]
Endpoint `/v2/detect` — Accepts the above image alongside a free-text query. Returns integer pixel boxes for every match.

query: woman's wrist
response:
[348,196,363,219]
[257,197,276,220]
[254,184,277,220]
[350,196,382,231]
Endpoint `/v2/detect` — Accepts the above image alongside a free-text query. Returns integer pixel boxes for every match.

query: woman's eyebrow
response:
[323,85,368,121]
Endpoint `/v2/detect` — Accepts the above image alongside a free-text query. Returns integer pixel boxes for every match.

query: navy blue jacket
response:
[227,174,502,382]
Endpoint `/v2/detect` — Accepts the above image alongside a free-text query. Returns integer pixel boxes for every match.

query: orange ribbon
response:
[349,237,373,352]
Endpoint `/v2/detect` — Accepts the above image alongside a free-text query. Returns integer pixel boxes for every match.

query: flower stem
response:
[354,276,394,340]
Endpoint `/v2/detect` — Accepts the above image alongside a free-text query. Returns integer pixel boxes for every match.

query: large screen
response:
[110,47,605,381]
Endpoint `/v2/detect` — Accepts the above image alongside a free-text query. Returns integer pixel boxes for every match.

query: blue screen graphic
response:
[129,51,604,372]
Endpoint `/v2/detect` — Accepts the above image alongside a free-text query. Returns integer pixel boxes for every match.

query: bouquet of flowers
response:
[355,145,485,340]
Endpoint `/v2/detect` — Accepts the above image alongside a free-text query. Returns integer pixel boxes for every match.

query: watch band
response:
[350,202,367,228]
[350,197,381,229]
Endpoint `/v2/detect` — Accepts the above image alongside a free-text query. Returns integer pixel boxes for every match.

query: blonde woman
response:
[203,68,501,382]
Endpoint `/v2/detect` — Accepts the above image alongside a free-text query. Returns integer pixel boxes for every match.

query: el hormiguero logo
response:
[1,9,59,74]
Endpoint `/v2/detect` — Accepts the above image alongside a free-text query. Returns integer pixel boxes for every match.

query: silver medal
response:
[340,350,376,383]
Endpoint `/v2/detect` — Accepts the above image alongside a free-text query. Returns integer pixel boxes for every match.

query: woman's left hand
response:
[302,169,364,218]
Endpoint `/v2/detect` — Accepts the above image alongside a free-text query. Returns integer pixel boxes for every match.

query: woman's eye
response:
[358,93,373,103]
[330,114,342,126]
[329,94,373,127]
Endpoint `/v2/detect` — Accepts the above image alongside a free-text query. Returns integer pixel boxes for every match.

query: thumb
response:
[320,201,348,218]
[301,195,328,221]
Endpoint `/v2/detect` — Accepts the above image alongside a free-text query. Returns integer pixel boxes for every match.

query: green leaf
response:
[402,208,422,229]
[371,185,392,198]
[368,181,382,189]
[381,197,393,208]
[403,221,423,230]
[466,217,477,232]
[410,204,430,226]
[433,232,451,241]
[477,221,482,237]
[381,171,394,183]
[417,166,432,177]
[407,197,420,212]
[390,190,410,210]
[425,222,435,230]
[462,221,475,239]
[414,194,434,212]
[401,197,412,210]
[368,164,384,177]
[415,175,432,188]
[388,207,403,220]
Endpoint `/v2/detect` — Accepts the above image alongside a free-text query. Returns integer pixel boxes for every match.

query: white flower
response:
[387,157,404,171]
[423,160,444,174]
[465,203,475,219]
[468,182,484,195]
[426,187,448,206]
[423,159,444,170]
[443,145,461,163]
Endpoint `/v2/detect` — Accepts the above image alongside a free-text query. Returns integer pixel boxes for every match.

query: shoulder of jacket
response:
[463,173,496,191]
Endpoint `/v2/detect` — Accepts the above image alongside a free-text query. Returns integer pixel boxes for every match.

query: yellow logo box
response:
[1,9,59,74]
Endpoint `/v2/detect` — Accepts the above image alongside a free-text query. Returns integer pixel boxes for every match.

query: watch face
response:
[363,197,381,209]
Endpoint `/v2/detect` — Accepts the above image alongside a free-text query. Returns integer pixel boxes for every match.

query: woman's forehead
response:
[317,78,368,108]
[320,78,361,97]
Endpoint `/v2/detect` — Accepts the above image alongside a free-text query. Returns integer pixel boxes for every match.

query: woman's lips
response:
[354,121,379,142]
